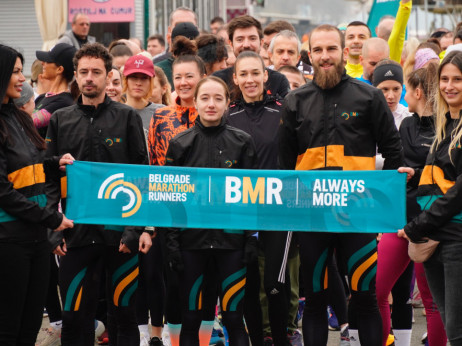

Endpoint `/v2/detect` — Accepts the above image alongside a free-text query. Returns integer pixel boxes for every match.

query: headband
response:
[372,63,403,87]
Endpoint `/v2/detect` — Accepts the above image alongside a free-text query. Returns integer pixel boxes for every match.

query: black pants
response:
[59,244,139,346]
[179,249,248,346]
[0,240,50,346]
[137,236,165,327]
[46,254,63,323]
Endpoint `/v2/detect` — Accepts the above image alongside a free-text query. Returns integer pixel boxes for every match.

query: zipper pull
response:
[90,117,94,124]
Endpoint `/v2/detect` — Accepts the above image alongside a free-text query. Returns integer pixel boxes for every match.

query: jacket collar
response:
[77,94,112,115]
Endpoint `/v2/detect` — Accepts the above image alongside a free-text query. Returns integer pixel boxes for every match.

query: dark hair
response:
[210,16,225,25]
[309,24,345,50]
[232,51,266,101]
[147,34,165,48]
[407,63,438,110]
[346,21,372,37]
[196,34,228,75]
[455,30,462,43]
[278,65,306,80]
[227,15,263,42]
[0,45,45,149]
[74,43,113,74]
[171,37,206,76]
[194,76,230,101]
[263,20,295,36]
[108,41,133,58]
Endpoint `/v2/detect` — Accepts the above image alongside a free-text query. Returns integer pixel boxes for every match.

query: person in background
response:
[261,20,296,67]
[0,43,73,346]
[13,82,35,115]
[33,43,77,137]
[30,59,51,99]
[57,12,95,49]
[358,38,390,85]
[109,41,134,70]
[345,21,371,78]
[267,30,301,71]
[196,34,228,75]
[210,16,225,34]
[278,65,306,91]
[151,66,172,106]
[147,34,166,59]
[106,66,123,103]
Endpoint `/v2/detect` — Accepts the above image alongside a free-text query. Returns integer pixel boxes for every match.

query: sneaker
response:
[264,336,274,346]
[340,327,350,346]
[140,332,150,346]
[386,334,395,346]
[328,305,340,331]
[95,320,105,339]
[149,337,164,346]
[296,298,305,327]
[36,327,60,346]
[421,332,428,344]
[288,330,302,346]
[209,328,225,345]
[97,330,109,345]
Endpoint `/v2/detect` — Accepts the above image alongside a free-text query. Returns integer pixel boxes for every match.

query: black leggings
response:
[179,249,248,346]
[0,240,50,346]
[327,254,349,326]
[299,232,382,346]
[137,236,165,327]
[46,254,63,323]
[391,261,414,329]
[59,244,140,346]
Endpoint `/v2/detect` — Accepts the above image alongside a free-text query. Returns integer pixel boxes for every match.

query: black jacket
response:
[213,67,290,99]
[164,117,258,251]
[278,72,403,171]
[404,113,462,242]
[0,103,62,243]
[399,114,435,221]
[226,94,283,170]
[45,95,148,250]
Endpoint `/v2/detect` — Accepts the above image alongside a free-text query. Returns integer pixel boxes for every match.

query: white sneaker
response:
[36,327,61,346]
[140,332,150,346]
[95,320,105,339]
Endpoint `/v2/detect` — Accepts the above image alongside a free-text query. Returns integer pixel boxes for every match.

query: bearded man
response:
[278,24,403,346]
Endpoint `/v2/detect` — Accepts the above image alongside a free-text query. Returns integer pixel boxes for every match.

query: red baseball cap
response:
[123,54,155,77]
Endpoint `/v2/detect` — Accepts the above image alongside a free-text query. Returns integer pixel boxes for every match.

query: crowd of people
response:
[2,3,462,346]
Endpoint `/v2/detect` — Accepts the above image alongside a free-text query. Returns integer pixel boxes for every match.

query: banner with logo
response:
[66,161,406,233]
[367,0,400,37]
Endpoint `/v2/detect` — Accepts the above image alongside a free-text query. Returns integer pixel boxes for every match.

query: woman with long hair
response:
[226,51,292,346]
[165,76,257,346]
[0,44,73,345]
[399,50,462,345]
[400,63,448,346]
[151,66,172,106]
[106,66,123,103]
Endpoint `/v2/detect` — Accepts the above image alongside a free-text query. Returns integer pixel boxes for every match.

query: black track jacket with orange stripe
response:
[278,72,403,172]
[0,102,62,243]
[404,113,462,242]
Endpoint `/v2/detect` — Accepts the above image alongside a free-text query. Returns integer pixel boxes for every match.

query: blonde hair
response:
[432,51,462,162]
[122,74,154,102]
[154,66,172,106]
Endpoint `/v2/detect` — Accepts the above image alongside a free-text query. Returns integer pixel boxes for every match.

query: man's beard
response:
[81,84,103,99]
[313,59,344,89]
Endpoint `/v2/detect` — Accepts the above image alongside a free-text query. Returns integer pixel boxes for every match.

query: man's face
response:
[210,22,222,34]
[440,33,454,51]
[167,10,197,45]
[72,15,90,39]
[261,32,276,67]
[231,26,262,56]
[360,48,388,81]
[75,57,109,99]
[147,39,164,57]
[345,25,370,60]
[268,36,300,70]
[309,30,345,89]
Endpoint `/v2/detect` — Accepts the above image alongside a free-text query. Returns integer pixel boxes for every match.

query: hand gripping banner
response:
[66,161,406,233]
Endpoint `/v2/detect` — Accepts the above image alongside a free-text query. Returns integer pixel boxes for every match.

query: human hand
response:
[398,167,415,182]
[55,214,74,231]
[59,153,75,171]
[139,232,152,254]
[53,241,67,256]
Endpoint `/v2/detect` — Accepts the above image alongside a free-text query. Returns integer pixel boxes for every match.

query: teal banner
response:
[66,161,406,233]
[367,0,400,37]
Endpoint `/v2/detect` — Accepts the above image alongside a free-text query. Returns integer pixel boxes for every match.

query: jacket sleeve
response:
[388,1,412,63]
[404,173,462,241]
[0,143,62,229]
[275,72,290,98]
[371,91,404,170]
[164,138,184,167]
[148,112,160,165]
[127,109,149,165]
[44,114,63,211]
[278,93,299,170]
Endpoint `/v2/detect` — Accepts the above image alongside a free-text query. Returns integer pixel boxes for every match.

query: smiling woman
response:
[0,44,73,345]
